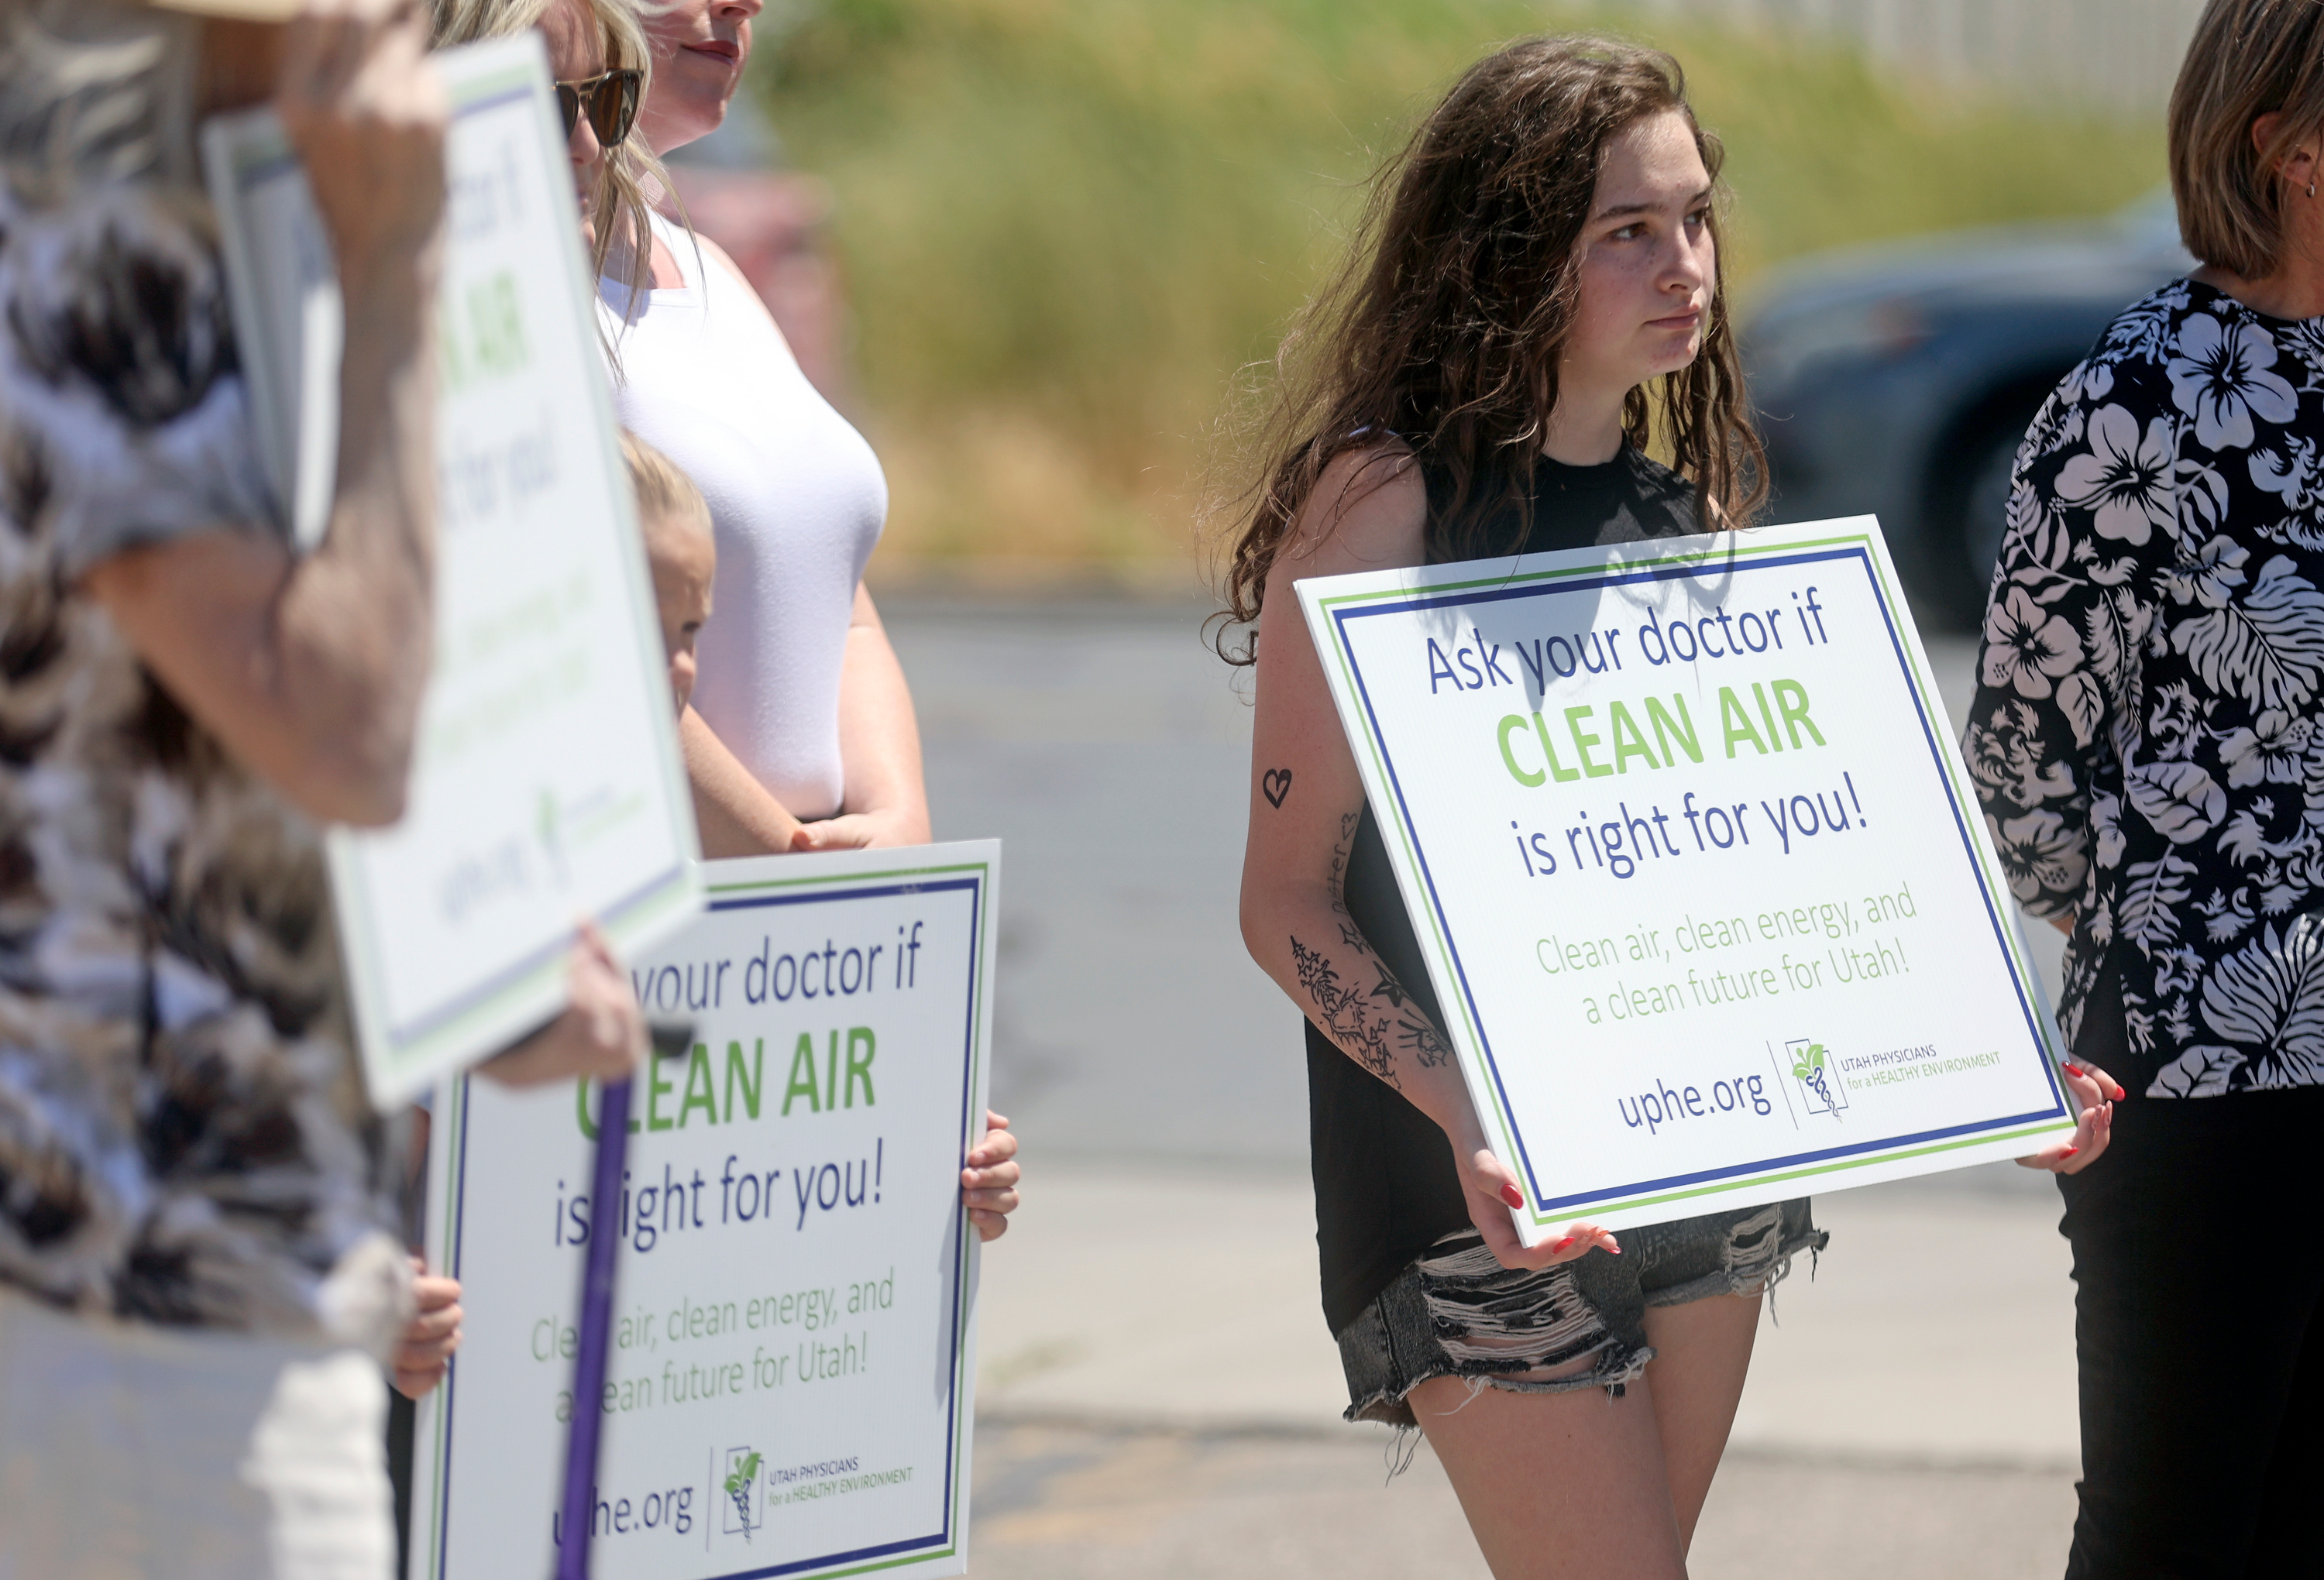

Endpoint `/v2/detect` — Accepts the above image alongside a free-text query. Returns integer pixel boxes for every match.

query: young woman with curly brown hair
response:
[1227,40,1805,1575]
[1230,36,2110,1575]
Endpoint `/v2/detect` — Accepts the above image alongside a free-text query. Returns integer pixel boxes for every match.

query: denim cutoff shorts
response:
[1335,1199,1826,1427]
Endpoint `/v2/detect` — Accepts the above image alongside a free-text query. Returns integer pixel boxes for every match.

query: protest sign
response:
[203,37,701,1104]
[1297,517,2075,1242]
[411,843,999,1580]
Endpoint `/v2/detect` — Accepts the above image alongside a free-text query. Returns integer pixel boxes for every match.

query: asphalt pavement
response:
[879,592,2083,1577]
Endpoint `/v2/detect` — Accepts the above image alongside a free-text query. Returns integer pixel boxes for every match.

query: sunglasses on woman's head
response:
[555,68,642,148]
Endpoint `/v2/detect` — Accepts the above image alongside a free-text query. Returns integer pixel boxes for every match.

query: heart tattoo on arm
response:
[1263,768,1294,809]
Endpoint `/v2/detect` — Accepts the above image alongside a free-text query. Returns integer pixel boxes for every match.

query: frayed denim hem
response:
[1333,1199,1827,1451]
[1336,1235,1656,1433]
[1641,1203,1830,1309]
[1342,1338,1657,1430]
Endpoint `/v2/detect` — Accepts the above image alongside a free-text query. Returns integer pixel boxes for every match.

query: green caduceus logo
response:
[1792,1042,1838,1111]
[725,1451,761,1534]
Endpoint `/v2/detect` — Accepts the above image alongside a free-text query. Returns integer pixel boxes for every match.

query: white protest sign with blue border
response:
[412,843,998,1580]
[204,36,702,1107]
[1296,517,2074,1242]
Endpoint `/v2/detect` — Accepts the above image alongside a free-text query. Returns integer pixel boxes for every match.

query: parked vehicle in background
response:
[1742,193,2192,628]
[662,96,848,404]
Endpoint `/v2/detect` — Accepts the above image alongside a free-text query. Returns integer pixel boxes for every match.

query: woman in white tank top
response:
[607,0,1024,1246]
[607,0,1023,1246]
[607,0,929,855]
[600,211,902,839]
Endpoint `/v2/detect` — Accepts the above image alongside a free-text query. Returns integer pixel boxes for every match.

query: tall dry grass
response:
[759,0,2167,587]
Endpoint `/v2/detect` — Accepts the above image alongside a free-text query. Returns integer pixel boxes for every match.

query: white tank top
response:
[599,212,887,820]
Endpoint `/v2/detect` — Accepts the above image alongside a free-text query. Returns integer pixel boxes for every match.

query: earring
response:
[2311,177,2319,198]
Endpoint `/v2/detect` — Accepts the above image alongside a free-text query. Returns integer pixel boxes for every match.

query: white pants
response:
[0,1288,395,1580]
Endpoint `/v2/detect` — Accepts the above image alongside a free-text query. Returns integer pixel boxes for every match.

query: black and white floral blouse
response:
[0,2,404,1337]
[1970,276,2324,1099]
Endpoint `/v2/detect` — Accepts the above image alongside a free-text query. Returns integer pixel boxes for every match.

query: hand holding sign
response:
[394,1255,464,1401]
[960,1112,1019,1241]
[1459,1140,1622,1269]
[275,0,447,282]
[2016,1060,2117,1173]
[478,925,651,1089]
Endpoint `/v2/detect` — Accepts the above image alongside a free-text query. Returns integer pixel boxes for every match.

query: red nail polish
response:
[1606,1242,1622,1255]
[1500,1183,1523,1209]
[1550,1235,1575,1253]
[2063,1063,2085,1077]
[2059,1146,2079,1158]
[2113,1086,2127,1101]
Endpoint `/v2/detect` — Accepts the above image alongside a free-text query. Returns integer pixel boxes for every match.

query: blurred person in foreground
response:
[0,2,645,1573]
[1968,1,2324,1573]
[1229,36,2113,1578]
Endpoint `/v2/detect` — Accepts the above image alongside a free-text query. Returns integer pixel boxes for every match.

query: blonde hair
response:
[621,429,710,541]
[431,0,669,311]
[2170,0,2324,277]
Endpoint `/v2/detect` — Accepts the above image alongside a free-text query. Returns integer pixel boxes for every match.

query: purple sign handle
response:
[555,1076,631,1580]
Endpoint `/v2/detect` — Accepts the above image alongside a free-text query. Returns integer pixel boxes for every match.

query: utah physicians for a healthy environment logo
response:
[722,1448,764,1538]
[1786,1039,1848,1118]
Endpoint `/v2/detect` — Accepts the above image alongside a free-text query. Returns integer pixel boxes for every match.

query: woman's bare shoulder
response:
[1275,441,1428,582]
[676,228,794,351]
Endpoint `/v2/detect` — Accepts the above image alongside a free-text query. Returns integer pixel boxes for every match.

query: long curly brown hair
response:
[1215,35,1765,660]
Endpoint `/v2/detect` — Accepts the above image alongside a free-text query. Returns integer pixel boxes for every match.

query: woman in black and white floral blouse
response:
[1969,2,2324,1572]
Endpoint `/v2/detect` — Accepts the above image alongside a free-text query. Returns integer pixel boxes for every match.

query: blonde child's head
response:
[623,431,715,714]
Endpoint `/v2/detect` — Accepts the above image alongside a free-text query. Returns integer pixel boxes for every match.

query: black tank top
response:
[1308,445,1703,1334]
